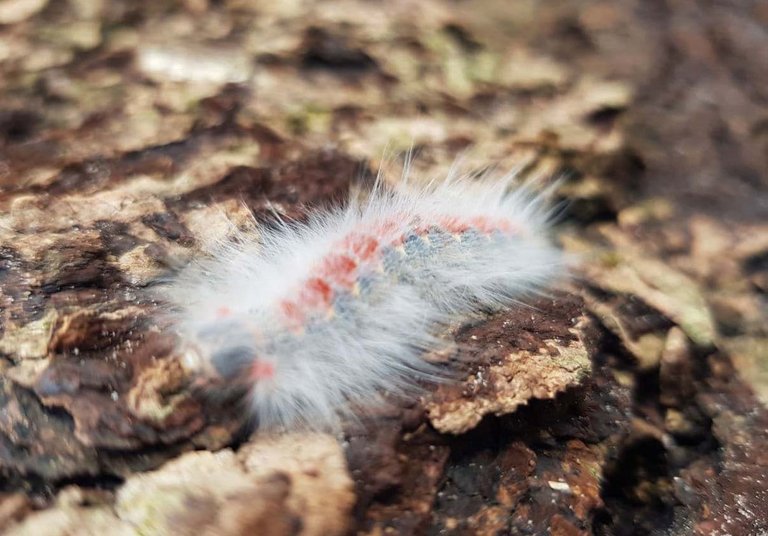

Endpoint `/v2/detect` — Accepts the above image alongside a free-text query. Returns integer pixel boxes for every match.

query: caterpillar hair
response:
[164,164,565,430]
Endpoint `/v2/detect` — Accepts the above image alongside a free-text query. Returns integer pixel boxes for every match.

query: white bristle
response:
[164,165,565,430]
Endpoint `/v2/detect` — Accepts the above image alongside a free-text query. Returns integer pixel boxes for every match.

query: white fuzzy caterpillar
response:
[167,168,564,430]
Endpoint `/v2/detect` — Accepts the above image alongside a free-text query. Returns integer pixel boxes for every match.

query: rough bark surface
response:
[1,1,767,535]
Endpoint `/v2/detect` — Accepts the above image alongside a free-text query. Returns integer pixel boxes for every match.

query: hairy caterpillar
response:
[167,167,564,430]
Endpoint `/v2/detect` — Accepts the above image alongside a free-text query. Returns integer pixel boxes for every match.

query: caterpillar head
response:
[179,317,274,394]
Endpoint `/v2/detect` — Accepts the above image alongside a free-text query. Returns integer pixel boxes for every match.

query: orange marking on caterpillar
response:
[373,219,400,236]
[413,223,432,235]
[320,254,358,287]
[215,306,233,318]
[302,277,333,307]
[439,217,470,233]
[343,234,380,260]
[250,360,276,381]
[496,219,520,234]
[280,300,304,325]
[467,216,493,233]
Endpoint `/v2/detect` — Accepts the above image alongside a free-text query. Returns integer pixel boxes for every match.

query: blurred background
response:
[0,1,766,535]
[2,0,767,214]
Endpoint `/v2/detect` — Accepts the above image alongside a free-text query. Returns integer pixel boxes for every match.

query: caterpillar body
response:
[168,170,564,430]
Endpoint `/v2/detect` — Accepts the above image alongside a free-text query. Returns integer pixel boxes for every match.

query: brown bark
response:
[1,1,766,534]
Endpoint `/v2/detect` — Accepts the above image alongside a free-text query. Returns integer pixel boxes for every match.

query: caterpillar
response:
[166,167,564,430]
